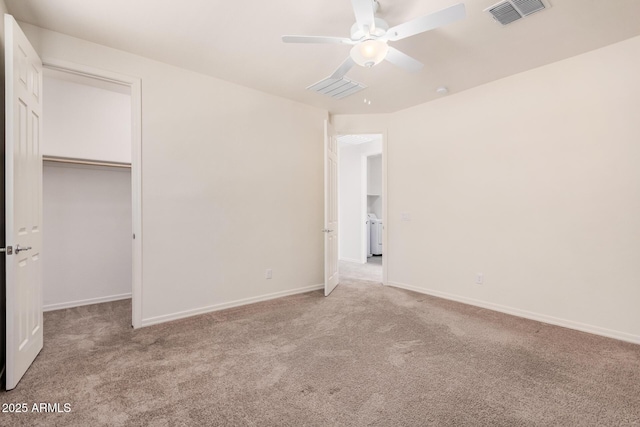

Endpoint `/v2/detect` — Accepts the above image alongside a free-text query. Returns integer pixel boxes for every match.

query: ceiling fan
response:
[282,0,466,80]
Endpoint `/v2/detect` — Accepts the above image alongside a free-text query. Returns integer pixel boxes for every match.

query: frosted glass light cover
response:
[350,40,389,68]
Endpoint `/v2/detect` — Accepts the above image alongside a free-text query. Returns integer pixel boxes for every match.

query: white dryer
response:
[368,213,383,256]
[366,213,375,258]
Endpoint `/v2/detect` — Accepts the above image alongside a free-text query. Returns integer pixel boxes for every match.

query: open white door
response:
[324,120,339,296]
[4,14,44,390]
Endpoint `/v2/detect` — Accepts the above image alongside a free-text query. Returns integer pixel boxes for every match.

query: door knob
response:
[15,245,32,253]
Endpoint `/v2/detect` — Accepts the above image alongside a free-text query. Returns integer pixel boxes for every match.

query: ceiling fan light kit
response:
[282,0,466,99]
[350,39,389,67]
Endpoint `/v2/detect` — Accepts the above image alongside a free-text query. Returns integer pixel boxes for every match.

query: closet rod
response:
[43,156,131,169]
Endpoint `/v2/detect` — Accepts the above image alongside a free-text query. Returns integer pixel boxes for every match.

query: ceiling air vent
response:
[307,76,366,100]
[512,0,546,15]
[485,0,549,26]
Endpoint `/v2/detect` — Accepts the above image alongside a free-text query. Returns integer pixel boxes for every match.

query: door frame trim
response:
[42,58,143,328]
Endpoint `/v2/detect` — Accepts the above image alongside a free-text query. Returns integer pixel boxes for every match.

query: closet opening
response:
[337,134,384,283]
[41,65,138,324]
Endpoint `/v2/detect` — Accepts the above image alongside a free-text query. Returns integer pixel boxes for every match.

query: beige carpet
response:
[339,257,382,282]
[1,278,639,426]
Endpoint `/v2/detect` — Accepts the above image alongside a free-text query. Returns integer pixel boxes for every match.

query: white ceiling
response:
[338,134,383,145]
[6,0,640,114]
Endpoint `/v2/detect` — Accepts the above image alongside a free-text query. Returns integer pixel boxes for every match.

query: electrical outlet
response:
[476,273,483,285]
[265,269,272,279]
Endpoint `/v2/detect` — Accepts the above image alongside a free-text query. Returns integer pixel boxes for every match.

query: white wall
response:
[42,73,132,310]
[43,73,131,163]
[367,154,382,196]
[43,164,132,310]
[339,139,381,263]
[367,154,382,218]
[20,23,327,326]
[335,35,640,344]
[367,196,382,220]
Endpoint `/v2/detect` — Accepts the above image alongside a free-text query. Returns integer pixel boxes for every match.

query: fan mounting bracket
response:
[350,18,389,41]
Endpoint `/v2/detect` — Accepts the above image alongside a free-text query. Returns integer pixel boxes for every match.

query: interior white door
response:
[4,14,44,390]
[324,120,339,296]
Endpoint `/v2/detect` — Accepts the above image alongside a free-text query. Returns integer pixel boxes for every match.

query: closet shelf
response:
[43,155,131,169]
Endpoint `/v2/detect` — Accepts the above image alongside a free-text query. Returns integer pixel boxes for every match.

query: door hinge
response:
[1,246,13,255]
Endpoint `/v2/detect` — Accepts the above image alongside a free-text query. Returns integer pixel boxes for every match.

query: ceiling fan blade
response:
[282,35,354,44]
[330,57,356,79]
[385,3,466,42]
[351,0,376,32]
[385,47,424,72]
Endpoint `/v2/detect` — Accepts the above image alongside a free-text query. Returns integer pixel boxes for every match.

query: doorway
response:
[4,17,142,388]
[40,62,142,328]
[337,134,384,283]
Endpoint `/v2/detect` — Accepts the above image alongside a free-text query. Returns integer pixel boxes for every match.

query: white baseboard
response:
[140,284,324,328]
[44,293,132,312]
[387,281,640,345]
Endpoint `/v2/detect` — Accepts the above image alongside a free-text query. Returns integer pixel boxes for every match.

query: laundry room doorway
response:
[336,133,385,284]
